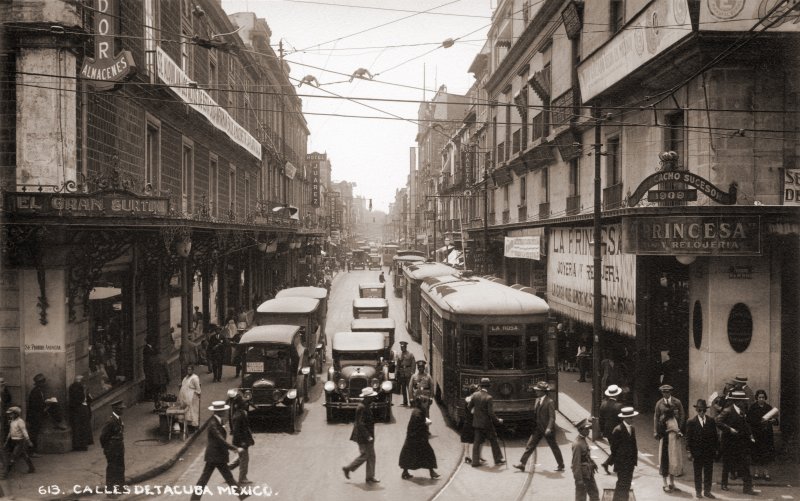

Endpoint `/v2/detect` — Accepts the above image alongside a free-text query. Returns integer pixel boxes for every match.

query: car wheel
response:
[289,401,298,433]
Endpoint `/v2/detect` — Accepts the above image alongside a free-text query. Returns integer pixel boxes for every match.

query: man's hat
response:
[399,341,408,346]
[727,390,748,400]
[576,417,593,430]
[208,400,230,412]
[33,373,46,384]
[111,400,126,409]
[659,384,674,392]
[416,360,427,367]
[605,385,622,397]
[694,399,709,410]
[237,322,248,331]
[479,377,491,387]
[534,381,550,392]
[618,407,639,418]
[359,387,377,398]
[6,406,21,415]
[734,375,748,384]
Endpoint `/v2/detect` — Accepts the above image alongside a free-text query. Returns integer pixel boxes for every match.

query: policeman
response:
[410,360,433,417]
[99,400,126,495]
[395,342,415,406]
[572,418,600,501]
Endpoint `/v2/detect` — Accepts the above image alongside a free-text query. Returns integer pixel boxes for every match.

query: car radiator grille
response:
[349,376,368,397]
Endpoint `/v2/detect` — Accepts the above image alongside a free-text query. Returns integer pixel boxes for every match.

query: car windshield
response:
[244,345,290,373]
[336,351,380,366]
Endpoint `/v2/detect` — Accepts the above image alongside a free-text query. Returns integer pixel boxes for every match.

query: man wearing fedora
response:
[716,390,758,495]
[410,360,433,417]
[26,373,66,453]
[515,381,564,473]
[99,400,126,495]
[732,375,754,408]
[654,384,686,435]
[395,342,415,406]
[191,401,249,500]
[342,387,379,483]
[610,407,639,501]
[686,399,718,499]
[599,385,624,474]
[467,377,505,467]
[572,417,599,501]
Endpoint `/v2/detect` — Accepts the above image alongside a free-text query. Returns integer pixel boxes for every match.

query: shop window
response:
[727,303,753,353]
[87,270,132,399]
[692,300,703,349]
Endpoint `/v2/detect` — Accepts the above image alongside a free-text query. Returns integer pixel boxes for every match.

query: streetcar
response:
[390,254,426,296]
[419,274,555,425]
[381,243,399,266]
[402,262,459,341]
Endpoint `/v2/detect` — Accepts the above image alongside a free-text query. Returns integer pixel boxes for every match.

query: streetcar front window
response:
[488,334,523,370]
[462,332,483,368]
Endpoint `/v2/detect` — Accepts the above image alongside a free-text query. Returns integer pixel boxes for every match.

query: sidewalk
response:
[557,371,800,498]
[4,367,238,501]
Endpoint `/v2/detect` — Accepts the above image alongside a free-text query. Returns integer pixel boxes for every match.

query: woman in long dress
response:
[657,403,684,492]
[399,396,439,480]
[748,389,777,480]
[178,364,201,433]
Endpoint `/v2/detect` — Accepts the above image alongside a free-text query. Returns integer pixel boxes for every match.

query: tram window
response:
[526,324,545,367]
[488,335,522,370]
[463,333,483,367]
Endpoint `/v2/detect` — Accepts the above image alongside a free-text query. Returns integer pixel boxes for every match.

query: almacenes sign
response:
[80,0,136,91]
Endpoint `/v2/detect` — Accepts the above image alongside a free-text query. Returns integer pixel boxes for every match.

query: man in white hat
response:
[610,407,639,501]
[572,418,599,501]
[342,387,379,484]
[599,385,624,474]
[190,401,249,500]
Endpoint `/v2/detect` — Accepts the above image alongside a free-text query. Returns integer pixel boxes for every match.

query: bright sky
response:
[222,0,494,212]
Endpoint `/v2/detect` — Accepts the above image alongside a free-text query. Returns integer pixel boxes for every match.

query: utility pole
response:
[591,105,603,440]
[483,169,489,274]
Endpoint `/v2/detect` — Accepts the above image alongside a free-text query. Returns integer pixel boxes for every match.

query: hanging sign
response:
[782,168,800,205]
[628,170,738,206]
[311,162,320,207]
[80,0,136,90]
[504,236,541,260]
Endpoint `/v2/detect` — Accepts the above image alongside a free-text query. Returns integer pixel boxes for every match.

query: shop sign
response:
[504,236,541,260]
[547,224,637,337]
[6,191,170,217]
[782,168,800,205]
[80,0,136,90]
[628,170,737,206]
[700,0,800,32]
[623,216,761,255]
[577,0,692,102]
[311,162,320,207]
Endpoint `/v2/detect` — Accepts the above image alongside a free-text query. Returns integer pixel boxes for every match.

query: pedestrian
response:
[4,406,34,474]
[600,351,621,394]
[1,377,13,446]
[686,399,718,499]
[572,418,599,501]
[399,396,439,480]
[99,400,126,495]
[467,377,505,468]
[732,375,755,408]
[190,401,249,501]
[514,381,564,472]
[460,384,480,464]
[232,323,247,378]
[576,339,590,383]
[0,442,12,499]
[656,401,684,492]
[193,306,204,332]
[609,407,639,501]
[208,327,226,382]
[178,364,202,434]
[228,394,255,485]
[395,341,415,406]
[410,360,433,417]
[68,375,93,451]
[26,373,65,452]
[715,390,758,495]
[599,384,624,474]
[378,272,385,283]
[748,389,776,481]
[143,337,159,411]
[342,387,380,484]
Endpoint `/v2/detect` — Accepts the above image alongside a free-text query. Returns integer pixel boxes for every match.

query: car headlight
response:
[338,378,346,390]
[381,380,393,393]
[324,381,335,392]
[272,390,283,402]
[243,390,252,400]
[371,378,379,389]
[301,367,311,375]
[286,389,297,400]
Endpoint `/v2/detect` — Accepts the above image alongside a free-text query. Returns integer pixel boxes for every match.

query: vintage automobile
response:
[350,318,396,361]
[352,298,389,319]
[275,286,328,363]
[233,325,312,433]
[358,282,386,299]
[324,331,393,422]
[351,249,367,270]
[255,297,324,379]
[367,253,382,270]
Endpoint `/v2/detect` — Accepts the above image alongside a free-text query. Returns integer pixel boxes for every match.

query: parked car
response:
[324,331,393,422]
[368,253,382,270]
[255,297,325,379]
[232,324,312,433]
[352,298,389,319]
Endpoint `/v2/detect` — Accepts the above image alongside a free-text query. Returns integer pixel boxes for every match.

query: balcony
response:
[539,202,550,220]
[502,210,510,224]
[566,195,581,216]
[551,88,578,130]
[497,142,505,164]
[518,205,527,222]
[469,217,484,229]
[603,183,624,209]
[512,129,521,154]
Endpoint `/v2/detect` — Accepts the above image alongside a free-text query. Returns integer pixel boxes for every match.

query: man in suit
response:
[514,381,564,472]
[228,394,255,485]
[99,400,126,496]
[142,337,158,409]
[190,401,249,500]
[410,360,433,417]
[26,373,66,453]
[395,342,415,406]
[654,384,686,436]
[686,399,718,499]
[599,385,624,474]
[207,328,226,382]
[467,377,505,467]
[572,418,599,501]
[68,375,93,451]
[715,390,758,496]
[342,387,380,483]
[610,407,639,501]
